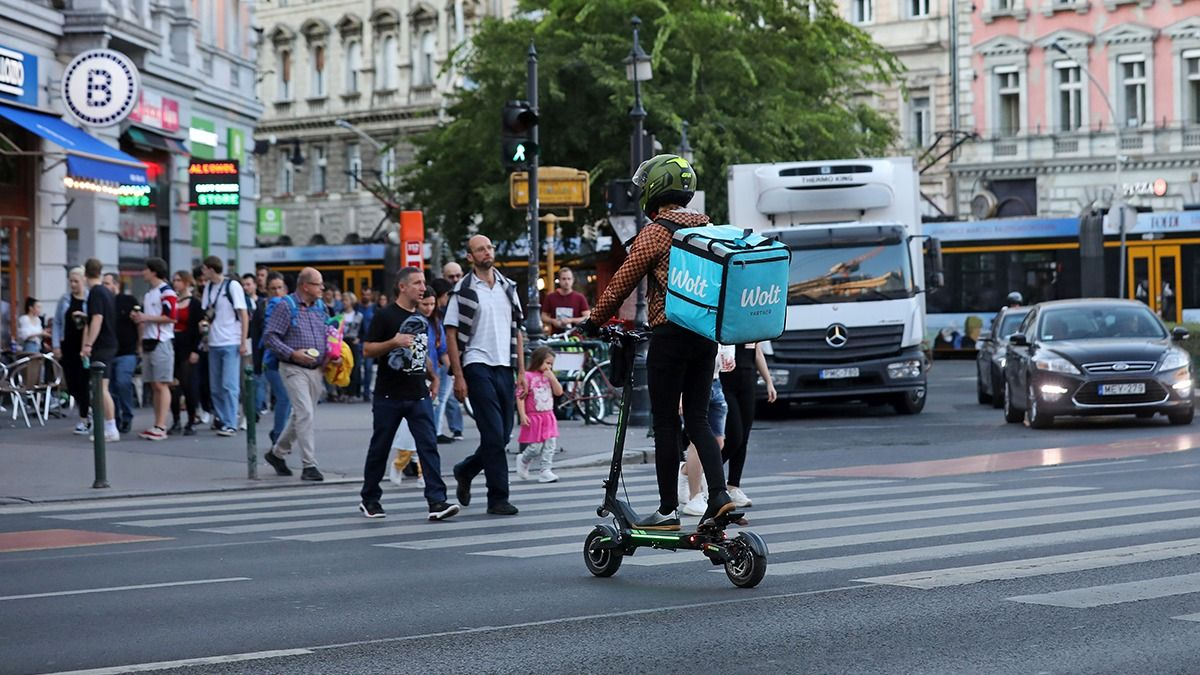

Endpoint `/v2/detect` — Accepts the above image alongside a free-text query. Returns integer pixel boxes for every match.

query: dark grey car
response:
[976,307,1031,408]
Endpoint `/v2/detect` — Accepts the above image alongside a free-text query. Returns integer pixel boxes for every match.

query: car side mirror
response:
[1009,334,1029,347]
[1172,326,1190,341]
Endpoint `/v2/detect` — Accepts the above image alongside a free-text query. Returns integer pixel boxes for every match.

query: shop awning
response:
[0,104,148,185]
[125,126,189,155]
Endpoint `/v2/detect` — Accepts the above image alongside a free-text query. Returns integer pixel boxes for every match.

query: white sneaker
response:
[73,421,91,435]
[415,476,425,489]
[728,486,752,508]
[538,469,558,483]
[105,430,120,443]
[676,464,689,504]
[387,463,403,487]
[516,455,532,480]
[681,493,707,516]
[199,411,212,425]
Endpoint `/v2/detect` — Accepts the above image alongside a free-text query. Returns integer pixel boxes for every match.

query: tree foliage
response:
[401,0,903,253]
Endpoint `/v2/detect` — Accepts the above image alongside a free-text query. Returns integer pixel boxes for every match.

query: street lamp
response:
[334,118,384,152]
[626,16,651,326]
[1050,41,1127,298]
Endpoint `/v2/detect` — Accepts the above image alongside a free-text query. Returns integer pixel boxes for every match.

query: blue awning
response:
[0,103,147,185]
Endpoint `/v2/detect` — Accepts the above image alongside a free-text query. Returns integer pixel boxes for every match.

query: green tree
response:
[401,0,902,253]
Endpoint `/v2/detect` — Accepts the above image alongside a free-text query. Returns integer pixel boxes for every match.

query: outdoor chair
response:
[0,360,31,428]
[21,353,63,425]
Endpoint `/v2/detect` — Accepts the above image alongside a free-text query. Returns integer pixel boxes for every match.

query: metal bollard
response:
[89,360,109,489]
[243,365,257,479]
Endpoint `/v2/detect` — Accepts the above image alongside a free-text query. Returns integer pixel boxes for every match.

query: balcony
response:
[960,123,1200,165]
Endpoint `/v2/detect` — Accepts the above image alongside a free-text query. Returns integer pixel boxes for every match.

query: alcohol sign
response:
[509,166,590,208]
[188,159,240,210]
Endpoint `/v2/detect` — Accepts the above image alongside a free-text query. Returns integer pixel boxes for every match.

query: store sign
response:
[117,183,152,208]
[61,49,140,127]
[128,91,180,132]
[1124,178,1169,198]
[227,128,245,164]
[257,207,284,236]
[0,44,37,106]
[189,159,240,210]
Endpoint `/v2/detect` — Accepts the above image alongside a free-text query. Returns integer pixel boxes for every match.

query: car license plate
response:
[1099,383,1146,396]
[819,367,860,380]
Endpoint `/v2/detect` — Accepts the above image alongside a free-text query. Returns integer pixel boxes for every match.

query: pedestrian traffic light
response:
[501,100,538,171]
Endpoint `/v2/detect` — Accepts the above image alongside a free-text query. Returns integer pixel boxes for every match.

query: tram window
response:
[1183,248,1200,310]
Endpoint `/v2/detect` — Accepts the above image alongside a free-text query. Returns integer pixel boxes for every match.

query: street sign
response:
[510,166,590,209]
[1104,204,1139,235]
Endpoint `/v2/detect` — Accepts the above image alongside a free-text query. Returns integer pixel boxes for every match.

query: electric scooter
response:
[581,324,768,588]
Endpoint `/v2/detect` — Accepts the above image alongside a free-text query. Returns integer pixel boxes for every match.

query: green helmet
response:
[632,154,696,215]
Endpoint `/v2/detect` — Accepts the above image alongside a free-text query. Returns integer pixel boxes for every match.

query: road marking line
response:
[0,486,363,515]
[41,649,313,675]
[0,577,250,602]
[280,482,991,542]
[765,514,1200,575]
[1170,612,1200,622]
[1007,572,1200,608]
[858,539,1200,589]
[1027,459,1147,471]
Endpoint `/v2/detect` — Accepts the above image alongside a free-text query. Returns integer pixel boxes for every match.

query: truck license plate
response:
[1099,383,1145,395]
[819,367,860,380]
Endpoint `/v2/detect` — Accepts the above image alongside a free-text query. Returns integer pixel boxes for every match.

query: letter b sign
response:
[62,50,140,127]
[86,68,113,108]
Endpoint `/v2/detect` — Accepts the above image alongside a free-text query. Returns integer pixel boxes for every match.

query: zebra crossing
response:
[12,469,1200,621]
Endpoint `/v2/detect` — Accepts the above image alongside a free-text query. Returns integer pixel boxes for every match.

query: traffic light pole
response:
[525,42,544,344]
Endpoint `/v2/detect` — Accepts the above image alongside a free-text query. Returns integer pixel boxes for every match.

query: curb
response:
[554,447,655,469]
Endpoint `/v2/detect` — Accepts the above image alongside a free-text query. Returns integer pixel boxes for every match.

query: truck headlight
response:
[1160,349,1190,373]
[1034,355,1080,374]
[760,369,787,387]
[887,359,922,379]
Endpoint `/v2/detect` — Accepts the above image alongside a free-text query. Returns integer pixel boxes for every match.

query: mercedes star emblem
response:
[826,324,848,348]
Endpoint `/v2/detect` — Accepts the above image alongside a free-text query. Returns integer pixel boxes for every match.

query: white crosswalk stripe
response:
[1007,572,1200,608]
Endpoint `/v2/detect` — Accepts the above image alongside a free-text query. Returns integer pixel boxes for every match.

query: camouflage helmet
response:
[632,154,696,215]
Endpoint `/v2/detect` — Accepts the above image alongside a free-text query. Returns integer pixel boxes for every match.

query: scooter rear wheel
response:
[584,527,623,577]
[724,535,767,588]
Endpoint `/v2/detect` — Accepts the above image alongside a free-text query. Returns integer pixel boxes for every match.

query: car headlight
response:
[1033,354,1080,374]
[1160,349,1191,372]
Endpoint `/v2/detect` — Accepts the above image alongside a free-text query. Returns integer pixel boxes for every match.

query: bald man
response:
[441,261,464,285]
[444,235,526,515]
[262,266,335,482]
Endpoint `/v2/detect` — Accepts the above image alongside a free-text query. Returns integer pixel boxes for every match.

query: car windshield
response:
[997,312,1029,339]
[787,242,913,305]
[1038,305,1167,341]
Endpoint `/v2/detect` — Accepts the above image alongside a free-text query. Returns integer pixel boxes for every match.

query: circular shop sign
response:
[61,49,140,127]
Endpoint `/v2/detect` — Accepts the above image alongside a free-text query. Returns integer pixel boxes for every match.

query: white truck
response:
[727,157,940,414]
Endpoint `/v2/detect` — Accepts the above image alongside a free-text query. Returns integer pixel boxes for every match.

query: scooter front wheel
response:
[724,533,767,588]
[584,527,623,577]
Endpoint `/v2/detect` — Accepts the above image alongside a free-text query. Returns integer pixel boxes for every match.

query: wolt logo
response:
[740,285,781,308]
[87,68,113,107]
[669,268,709,298]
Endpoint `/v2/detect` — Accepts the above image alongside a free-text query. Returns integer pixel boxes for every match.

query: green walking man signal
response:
[501,100,538,171]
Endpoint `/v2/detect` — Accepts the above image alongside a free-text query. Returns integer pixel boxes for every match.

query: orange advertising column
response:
[399,210,424,270]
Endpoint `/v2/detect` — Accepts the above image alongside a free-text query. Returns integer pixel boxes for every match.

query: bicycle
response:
[544,332,622,425]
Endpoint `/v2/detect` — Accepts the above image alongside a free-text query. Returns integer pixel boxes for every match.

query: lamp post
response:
[625,17,652,428]
[1051,42,1127,298]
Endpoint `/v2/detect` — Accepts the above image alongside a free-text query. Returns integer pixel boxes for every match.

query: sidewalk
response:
[0,402,654,504]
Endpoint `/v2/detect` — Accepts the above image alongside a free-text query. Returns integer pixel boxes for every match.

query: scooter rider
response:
[578,154,734,531]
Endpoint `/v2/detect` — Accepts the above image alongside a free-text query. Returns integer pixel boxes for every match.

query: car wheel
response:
[990,366,1005,409]
[1025,383,1054,429]
[977,377,991,405]
[1003,380,1023,423]
[1168,406,1194,426]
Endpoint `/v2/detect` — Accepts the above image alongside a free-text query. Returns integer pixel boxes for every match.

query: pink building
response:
[953,1,1200,219]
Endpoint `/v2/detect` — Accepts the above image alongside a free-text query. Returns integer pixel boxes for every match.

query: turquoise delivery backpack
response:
[665,224,791,344]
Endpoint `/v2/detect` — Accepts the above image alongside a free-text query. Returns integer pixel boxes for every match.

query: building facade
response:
[0,0,263,344]
[952,1,1200,219]
[840,0,962,217]
[253,0,514,268]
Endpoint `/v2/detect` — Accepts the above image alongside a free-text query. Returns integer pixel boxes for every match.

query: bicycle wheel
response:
[581,362,620,425]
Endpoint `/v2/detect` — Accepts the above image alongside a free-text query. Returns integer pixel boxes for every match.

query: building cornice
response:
[254,106,440,136]
[61,10,162,52]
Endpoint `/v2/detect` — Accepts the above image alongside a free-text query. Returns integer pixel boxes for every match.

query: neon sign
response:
[188,159,240,211]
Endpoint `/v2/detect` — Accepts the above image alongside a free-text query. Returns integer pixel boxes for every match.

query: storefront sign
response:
[257,207,284,236]
[61,49,140,127]
[129,91,180,132]
[227,128,245,164]
[189,159,240,210]
[0,45,37,106]
[1124,178,1169,198]
[117,183,152,208]
[189,117,216,159]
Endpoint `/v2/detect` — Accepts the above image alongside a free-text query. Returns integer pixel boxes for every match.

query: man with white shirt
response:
[132,257,177,441]
[200,255,249,437]
[444,235,525,516]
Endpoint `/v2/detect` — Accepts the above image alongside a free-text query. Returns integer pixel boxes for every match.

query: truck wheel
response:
[892,388,926,415]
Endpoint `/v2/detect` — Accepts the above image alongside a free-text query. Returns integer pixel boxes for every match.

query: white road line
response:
[280,482,991,542]
[480,488,1174,560]
[41,649,313,675]
[858,539,1200,589]
[0,577,250,602]
[765,514,1200,576]
[1170,612,1200,622]
[0,487,359,515]
[1007,572,1200,608]
[1027,459,1147,472]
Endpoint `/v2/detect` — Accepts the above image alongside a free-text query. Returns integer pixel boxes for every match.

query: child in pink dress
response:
[516,346,564,483]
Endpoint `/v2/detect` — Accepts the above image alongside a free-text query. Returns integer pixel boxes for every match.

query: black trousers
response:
[719,368,757,487]
[647,323,726,513]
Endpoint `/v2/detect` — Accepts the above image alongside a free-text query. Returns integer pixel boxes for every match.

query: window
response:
[852,0,873,23]
[279,151,294,195]
[910,95,931,147]
[997,69,1021,137]
[345,41,362,94]
[418,31,436,86]
[278,50,292,100]
[380,35,398,89]
[995,0,1014,9]
[1055,62,1082,132]
[226,0,241,55]
[310,146,326,194]
[1185,52,1200,125]
[380,148,396,189]
[1119,56,1147,128]
[346,143,361,191]
[311,45,326,97]
[910,0,929,18]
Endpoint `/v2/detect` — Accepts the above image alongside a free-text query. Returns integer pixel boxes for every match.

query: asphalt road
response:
[3,361,1200,675]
